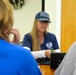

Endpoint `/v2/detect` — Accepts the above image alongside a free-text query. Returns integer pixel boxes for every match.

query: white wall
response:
[56,0,61,48]
[45,0,56,34]
[13,0,41,41]
[45,0,61,51]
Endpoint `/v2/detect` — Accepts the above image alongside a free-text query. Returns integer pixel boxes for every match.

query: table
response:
[39,65,55,75]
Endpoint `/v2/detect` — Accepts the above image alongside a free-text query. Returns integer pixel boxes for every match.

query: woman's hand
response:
[45,50,51,58]
[10,29,20,44]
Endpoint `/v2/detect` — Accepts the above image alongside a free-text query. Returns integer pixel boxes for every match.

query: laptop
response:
[50,52,66,69]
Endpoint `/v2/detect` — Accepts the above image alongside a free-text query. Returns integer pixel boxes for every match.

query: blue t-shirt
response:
[22,32,59,51]
[0,39,42,75]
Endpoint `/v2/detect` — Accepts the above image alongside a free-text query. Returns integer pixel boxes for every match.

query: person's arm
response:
[54,42,76,75]
[31,50,46,59]
[24,47,51,59]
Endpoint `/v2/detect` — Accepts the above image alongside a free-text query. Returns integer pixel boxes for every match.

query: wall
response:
[45,0,61,52]
[13,0,41,41]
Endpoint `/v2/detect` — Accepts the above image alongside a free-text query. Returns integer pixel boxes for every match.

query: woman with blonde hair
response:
[0,0,42,75]
[23,11,59,64]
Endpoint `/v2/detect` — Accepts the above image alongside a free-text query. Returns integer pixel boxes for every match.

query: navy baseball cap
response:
[35,11,51,23]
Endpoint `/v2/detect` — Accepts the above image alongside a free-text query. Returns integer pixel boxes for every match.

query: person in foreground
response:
[0,0,42,75]
[54,42,76,75]
[22,11,59,63]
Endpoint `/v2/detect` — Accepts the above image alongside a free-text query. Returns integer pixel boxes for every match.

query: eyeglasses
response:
[39,21,50,25]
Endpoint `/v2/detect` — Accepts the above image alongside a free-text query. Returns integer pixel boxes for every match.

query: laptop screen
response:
[50,52,66,69]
